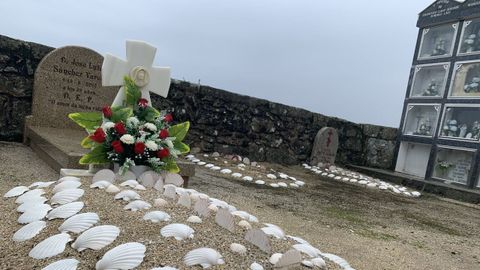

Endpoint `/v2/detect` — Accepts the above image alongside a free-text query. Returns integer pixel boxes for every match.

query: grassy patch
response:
[405,213,463,236]
[325,206,365,225]
[357,229,398,241]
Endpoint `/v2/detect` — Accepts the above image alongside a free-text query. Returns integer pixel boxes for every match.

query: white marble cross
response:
[102,40,171,107]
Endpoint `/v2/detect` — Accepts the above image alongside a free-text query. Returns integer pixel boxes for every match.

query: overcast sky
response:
[0,0,433,127]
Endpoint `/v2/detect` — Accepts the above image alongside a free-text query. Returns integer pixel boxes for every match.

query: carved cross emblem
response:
[101,40,171,106]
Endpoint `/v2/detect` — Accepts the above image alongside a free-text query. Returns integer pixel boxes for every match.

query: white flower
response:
[145,140,158,151]
[120,134,135,144]
[143,123,157,132]
[102,121,115,131]
[126,117,139,127]
[165,139,174,149]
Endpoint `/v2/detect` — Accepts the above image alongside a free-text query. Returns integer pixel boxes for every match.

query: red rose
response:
[102,106,112,118]
[134,142,145,155]
[114,122,126,135]
[164,113,173,123]
[159,129,169,139]
[138,98,148,108]
[111,140,124,154]
[89,128,106,143]
[157,148,169,159]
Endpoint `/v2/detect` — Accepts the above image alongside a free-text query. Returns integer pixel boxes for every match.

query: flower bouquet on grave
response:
[435,160,454,178]
[68,76,190,175]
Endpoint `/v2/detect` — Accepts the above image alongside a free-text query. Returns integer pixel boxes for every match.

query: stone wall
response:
[0,34,398,169]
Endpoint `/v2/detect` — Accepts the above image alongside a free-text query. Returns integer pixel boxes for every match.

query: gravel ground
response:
[0,143,339,270]
[1,142,480,269]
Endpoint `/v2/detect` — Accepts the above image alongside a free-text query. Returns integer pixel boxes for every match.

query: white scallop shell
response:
[134,184,146,190]
[153,179,164,191]
[210,166,221,171]
[183,248,224,268]
[138,171,160,187]
[17,198,48,212]
[58,176,80,183]
[266,174,277,179]
[95,242,146,270]
[124,200,152,211]
[143,211,171,222]
[92,169,115,183]
[321,253,354,270]
[90,180,112,189]
[151,267,178,270]
[58,212,100,233]
[53,181,82,194]
[51,189,84,205]
[230,243,247,255]
[238,220,252,230]
[29,181,55,189]
[255,180,265,185]
[269,253,282,264]
[13,221,47,241]
[163,184,177,200]
[270,183,279,188]
[295,181,305,186]
[177,192,191,208]
[4,186,29,198]
[120,179,140,188]
[42,258,79,270]
[277,182,288,188]
[29,233,72,259]
[154,198,168,207]
[261,223,285,239]
[18,204,52,224]
[286,235,309,244]
[114,190,141,201]
[302,260,314,268]
[165,173,184,186]
[220,169,232,174]
[231,173,242,178]
[71,225,120,251]
[186,215,202,223]
[311,257,326,268]
[292,243,321,258]
[47,202,84,220]
[105,184,121,193]
[242,176,253,181]
[250,262,264,270]
[160,223,194,240]
[15,189,45,204]
[204,163,214,168]
[232,211,258,222]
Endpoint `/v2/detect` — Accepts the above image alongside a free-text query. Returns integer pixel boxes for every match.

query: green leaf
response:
[111,107,133,123]
[143,107,160,122]
[80,136,95,149]
[68,112,102,131]
[174,141,190,154]
[168,121,190,142]
[124,76,141,107]
[163,159,180,173]
[79,145,108,164]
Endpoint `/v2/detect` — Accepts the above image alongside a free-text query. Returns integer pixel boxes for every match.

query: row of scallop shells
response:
[186,154,306,188]
[303,164,421,198]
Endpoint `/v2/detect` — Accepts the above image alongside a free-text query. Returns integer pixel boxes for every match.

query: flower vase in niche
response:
[459,124,468,138]
[415,118,432,136]
[436,160,454,178]
[464,77,480,93]
[463,34,477,53]
[432,39,447,56]
[443,120,458,137]
[422,80,439,96]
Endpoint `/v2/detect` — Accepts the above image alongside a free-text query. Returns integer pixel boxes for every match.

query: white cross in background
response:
[102,40,171,107]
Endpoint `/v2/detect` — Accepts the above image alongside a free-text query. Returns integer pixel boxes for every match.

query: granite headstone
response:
[310,127,339,166]
[31,46,117,129]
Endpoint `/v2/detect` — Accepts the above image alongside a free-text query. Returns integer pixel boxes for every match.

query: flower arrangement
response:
[69,76,190,174]
[436,160,454,177]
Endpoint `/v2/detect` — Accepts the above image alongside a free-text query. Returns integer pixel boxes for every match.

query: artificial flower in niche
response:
[120,134,135,144]
[114,122,127,135]
[159,129,169,139]
[134,142,146,155]
[111,140,124,154]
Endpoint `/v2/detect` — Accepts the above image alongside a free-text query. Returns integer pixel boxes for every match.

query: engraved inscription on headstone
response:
[310,127,339,166]
[31,46,117,129]
[450,159,470,184]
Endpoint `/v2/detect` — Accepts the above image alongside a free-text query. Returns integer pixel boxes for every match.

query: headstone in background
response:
[30,46,117,129]
[310,127,339,166]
